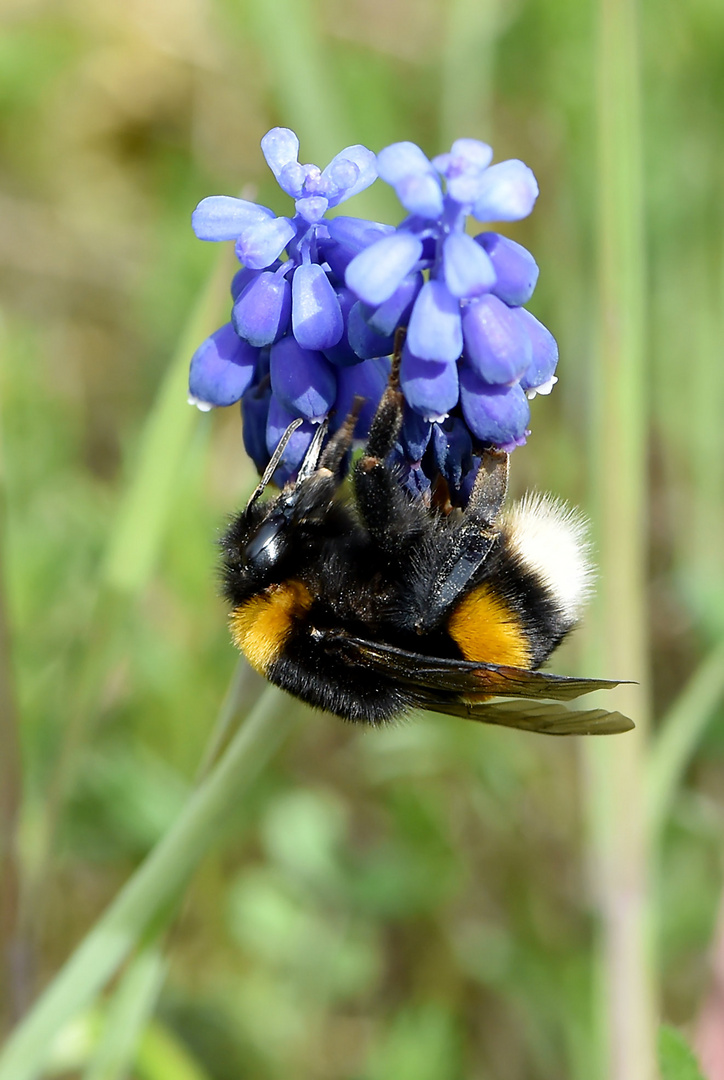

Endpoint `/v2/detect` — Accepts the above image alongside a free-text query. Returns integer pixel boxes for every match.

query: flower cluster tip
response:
[188,128,558,499]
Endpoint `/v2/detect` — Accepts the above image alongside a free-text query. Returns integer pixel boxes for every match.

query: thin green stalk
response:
[103,249,234,595]
[0,684,296,1080]
[80,945,167,1080]
[646,639,724,841]
[135,1020,211,1080]
[21,249,234,937]
[584,0,655,1077]
[694,891,724,1077]
[439,0,499,147]
[195,659,266,780]
[243,0,348,165]
[0,386,29,1026]
[688,254,724,635]
[73,659,256,1080]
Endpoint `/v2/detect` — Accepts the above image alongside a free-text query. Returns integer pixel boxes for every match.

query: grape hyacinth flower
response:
[188,129,558,498]
[344,138,558,485]
[189,127,389,479]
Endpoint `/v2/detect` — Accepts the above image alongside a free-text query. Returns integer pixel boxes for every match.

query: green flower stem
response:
[0,401,28,1025]
[646,639,724,841]
[0,684,296,1080]
[79,945,167,1080]
[103,249,234,596]
[70,661,262,1080]
[440,0,499,147]
[195,660,266,780]
[135,1019,211,1080]
[584,0,656,1076]
[22,249,235,930]
[243,0,393,227]
[243,0,348,166]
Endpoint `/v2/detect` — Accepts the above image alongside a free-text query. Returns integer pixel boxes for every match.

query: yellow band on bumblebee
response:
[230,580,313,675]
[447,583,532,669]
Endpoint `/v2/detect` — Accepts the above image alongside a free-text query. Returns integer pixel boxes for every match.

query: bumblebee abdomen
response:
[499,493,593,624]
[447,584,533,667]
[230,579,414,723]
[447,494,593,671]
[267,647,412,724]
[229,579,314,675]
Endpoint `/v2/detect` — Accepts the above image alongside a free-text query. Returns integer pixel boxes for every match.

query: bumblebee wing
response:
[318,633,634,734]
[334,634,627,701]
[422,697,634,736]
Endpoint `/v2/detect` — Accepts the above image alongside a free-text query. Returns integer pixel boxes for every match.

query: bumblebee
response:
[221,363,633,736]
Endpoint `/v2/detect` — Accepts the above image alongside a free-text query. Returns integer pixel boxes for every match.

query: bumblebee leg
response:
[361,335,403,462]
[354,453,419,554]
[319,334,401,479]
[393,447,507,632]
[317,398,363,477]
[353,331,424,553]
[465,449,509,526]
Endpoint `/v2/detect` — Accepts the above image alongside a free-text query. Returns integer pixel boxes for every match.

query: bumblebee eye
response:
[245,517,286,570]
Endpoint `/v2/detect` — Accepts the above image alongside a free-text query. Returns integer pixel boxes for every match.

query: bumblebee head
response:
[221,413,363,608]
[237,485,317,578]
[220,486,310,598]
[221,416,349,604]
[242,504,290,576]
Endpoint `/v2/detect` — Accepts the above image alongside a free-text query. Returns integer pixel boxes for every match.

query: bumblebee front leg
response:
[317,398,363,478]
[353,335,423,552]
[360,327,405,463]
[465,449,509,526]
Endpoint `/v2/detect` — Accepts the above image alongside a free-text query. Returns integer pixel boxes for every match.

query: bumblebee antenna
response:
[246,417,303,509]
[296,418,329,483]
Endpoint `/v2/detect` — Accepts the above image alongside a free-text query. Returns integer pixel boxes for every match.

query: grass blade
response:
[0,685,295,1080]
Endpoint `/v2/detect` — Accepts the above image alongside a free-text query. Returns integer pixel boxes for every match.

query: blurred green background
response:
[1,0,723,1078]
